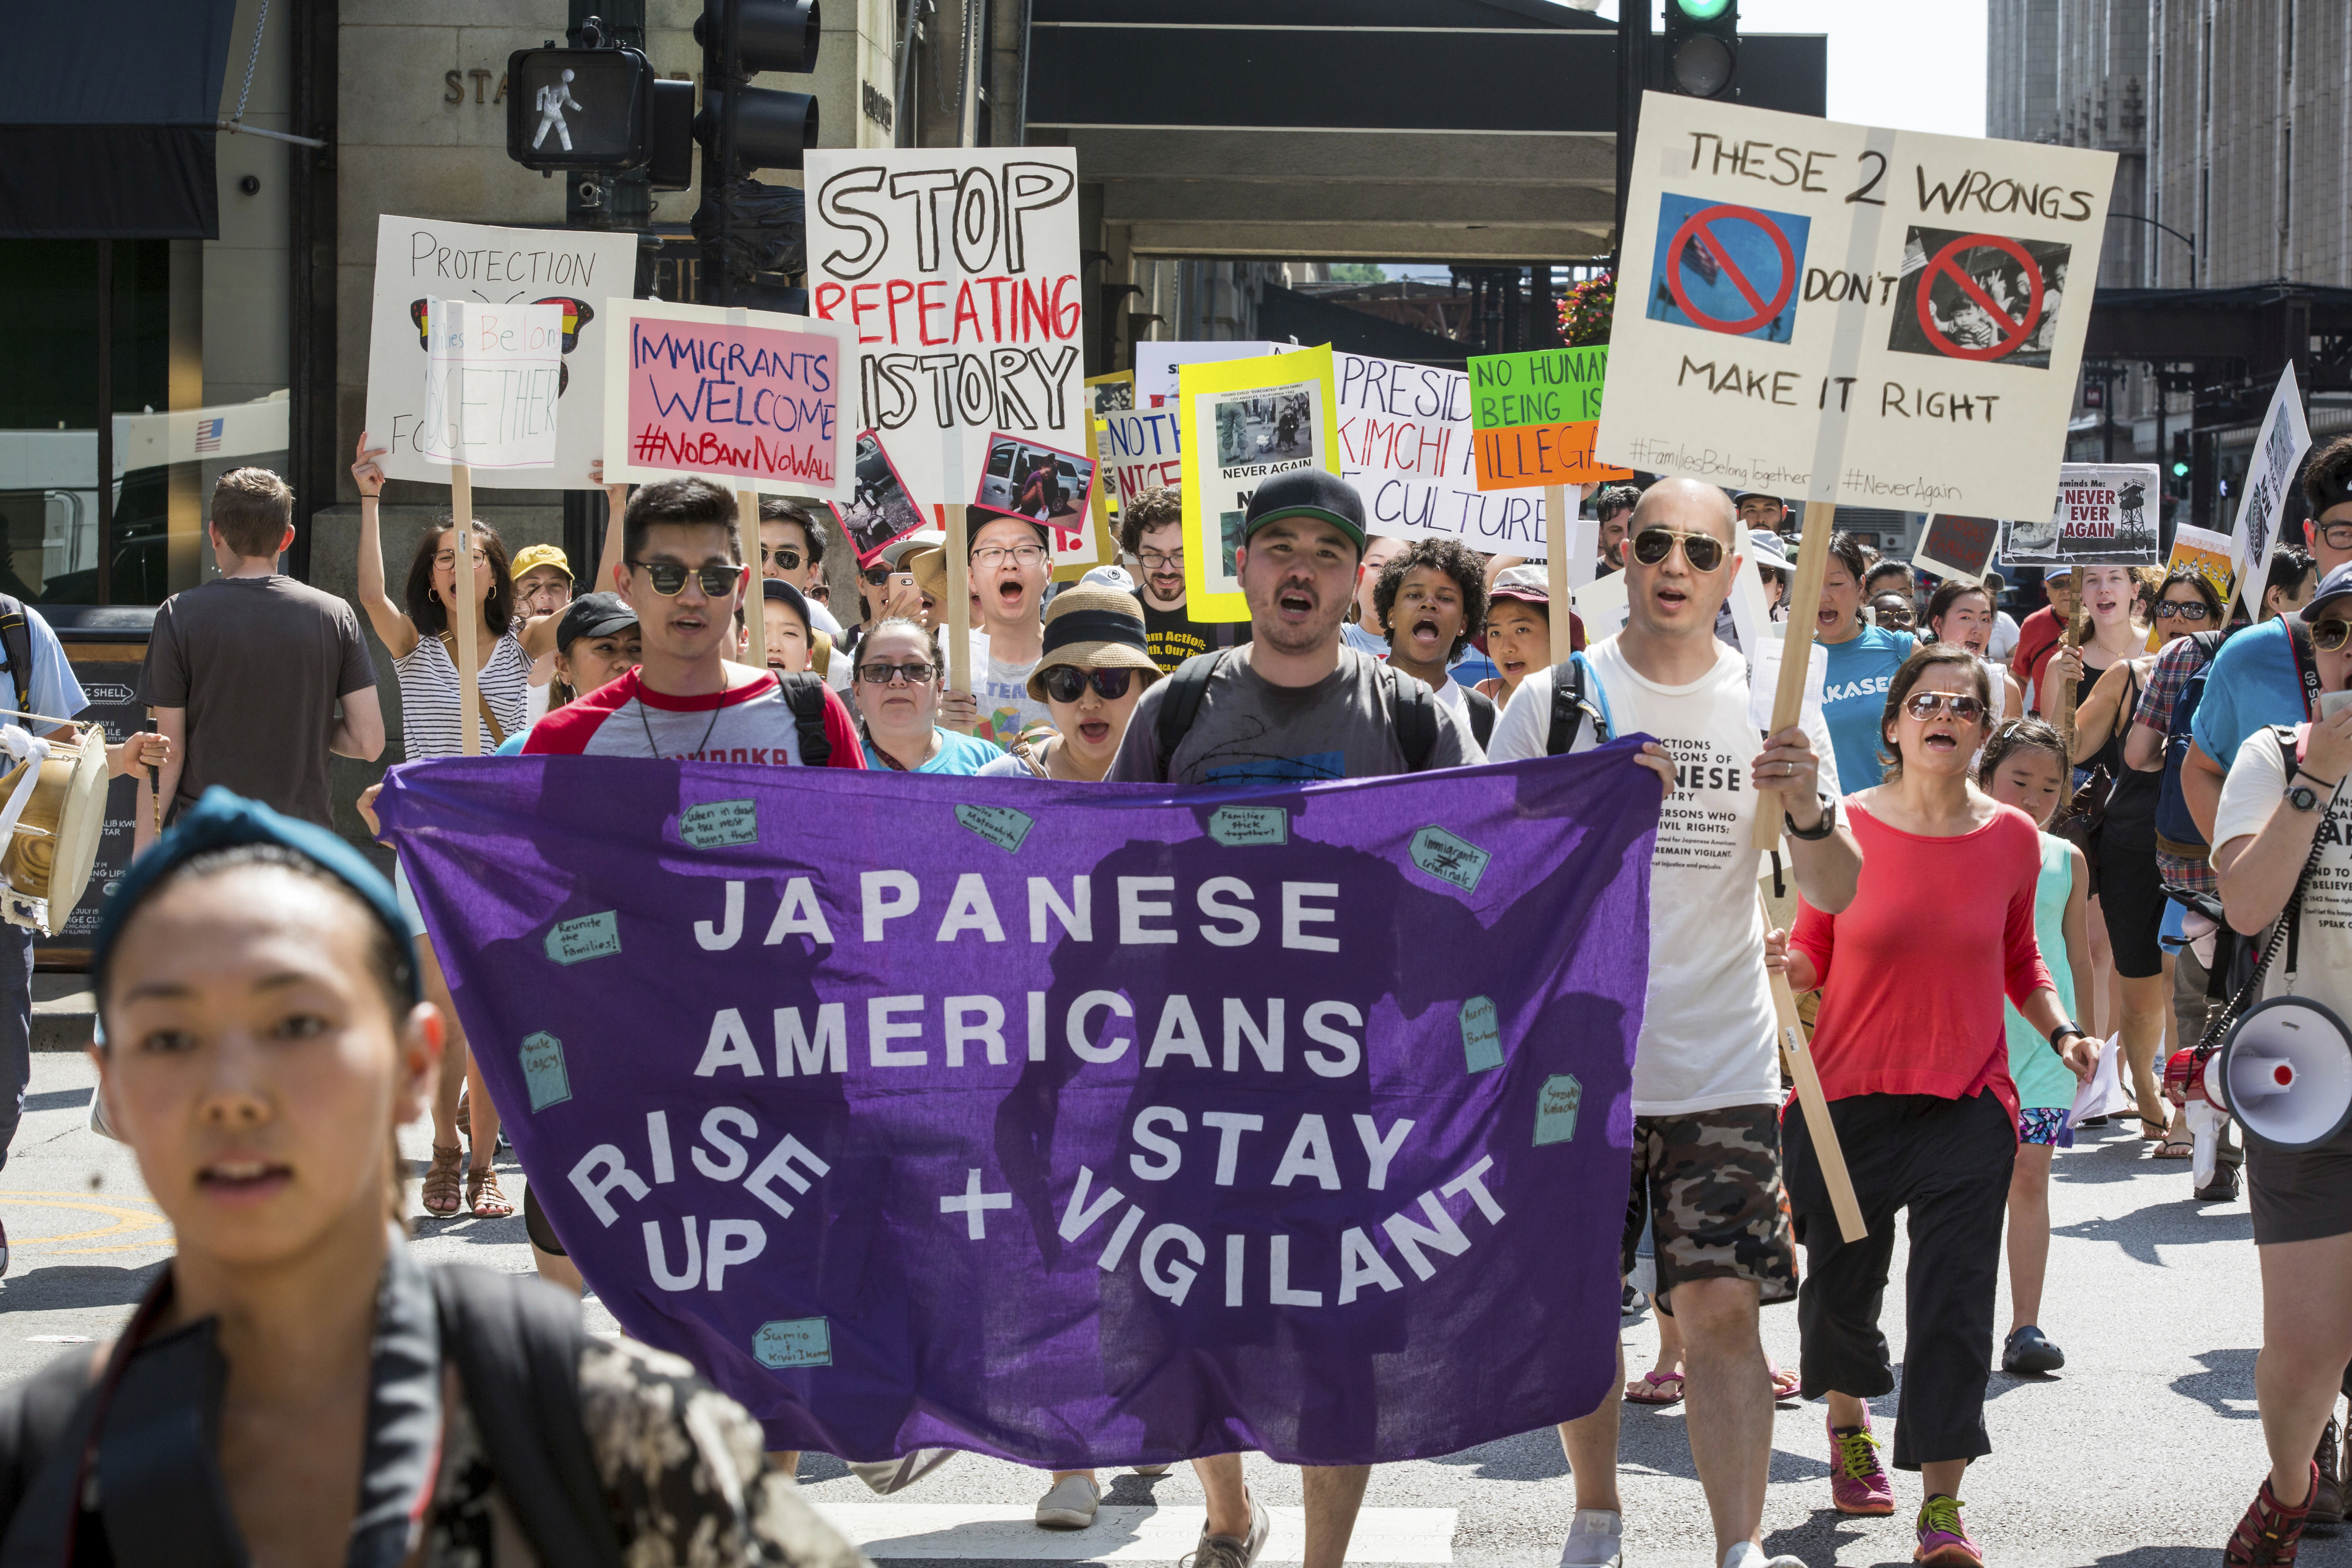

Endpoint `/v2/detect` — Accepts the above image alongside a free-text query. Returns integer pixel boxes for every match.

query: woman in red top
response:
[1770,644,2096,1567]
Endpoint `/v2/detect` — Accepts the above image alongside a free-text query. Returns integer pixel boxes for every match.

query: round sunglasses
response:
[1041,666,1138,704]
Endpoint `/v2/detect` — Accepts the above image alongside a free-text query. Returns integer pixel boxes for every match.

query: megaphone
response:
[2210,996,2352,1151]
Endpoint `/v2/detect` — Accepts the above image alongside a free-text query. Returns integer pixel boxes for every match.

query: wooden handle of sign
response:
[943,505,973,732]
[2053,566,2082,811]
[1762,890,1867,1242]
[1544,486,1573,666]
[736,490,767,673]
[451,464,482,757]
[1752,508,1836,850]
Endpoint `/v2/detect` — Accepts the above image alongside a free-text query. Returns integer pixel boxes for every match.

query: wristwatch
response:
[1783,791,1838,841]
[2046,1019,2088,1052]
[2290,774,2342,813]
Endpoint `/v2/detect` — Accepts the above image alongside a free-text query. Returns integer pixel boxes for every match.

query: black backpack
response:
[1544,653,1611,755]
[1154,648,1439,778]
[1462,686,1496,750]
[0,1266,625,1568]
[775,670,833,766]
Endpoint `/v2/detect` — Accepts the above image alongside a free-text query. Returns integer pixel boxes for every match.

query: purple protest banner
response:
[377,743,1658,1467]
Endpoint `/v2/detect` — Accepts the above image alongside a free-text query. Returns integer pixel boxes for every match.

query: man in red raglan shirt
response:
[527,476,864,766]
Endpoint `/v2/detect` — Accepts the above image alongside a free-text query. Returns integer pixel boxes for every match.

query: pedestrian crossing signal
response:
[506,47,653,172]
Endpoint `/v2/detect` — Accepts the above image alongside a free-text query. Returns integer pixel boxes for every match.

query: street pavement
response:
[0,1051,2330,1567]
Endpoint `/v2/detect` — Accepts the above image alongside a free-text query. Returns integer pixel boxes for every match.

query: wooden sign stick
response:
[736,489,767,672]
[2053,564,2083,810]
[943,504,974,734]
[1544,485,1573,666]
[450,464,483,758]
[1751,508,1836,850]
[1761,890,1867,1241]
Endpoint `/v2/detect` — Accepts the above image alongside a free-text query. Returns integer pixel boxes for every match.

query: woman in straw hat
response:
[979,585,1163,784]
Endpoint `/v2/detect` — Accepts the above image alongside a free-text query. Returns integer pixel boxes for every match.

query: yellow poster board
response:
[1178,346,1342,624]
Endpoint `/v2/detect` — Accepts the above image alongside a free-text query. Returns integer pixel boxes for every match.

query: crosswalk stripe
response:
[811,1504,1459,1563]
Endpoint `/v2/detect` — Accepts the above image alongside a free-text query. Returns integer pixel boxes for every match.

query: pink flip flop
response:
[1624,1370,1685,1406]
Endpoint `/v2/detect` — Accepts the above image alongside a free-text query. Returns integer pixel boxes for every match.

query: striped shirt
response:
[394,630,533,758]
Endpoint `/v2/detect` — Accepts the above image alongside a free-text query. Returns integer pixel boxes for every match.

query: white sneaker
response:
[1559,1509,1623,1568]
[1720,1540,1807,1568]
[1037,1473,1101,1529]
[1182,1493,1270,1568]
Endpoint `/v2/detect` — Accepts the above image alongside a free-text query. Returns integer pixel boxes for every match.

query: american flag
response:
[193,416,225,454]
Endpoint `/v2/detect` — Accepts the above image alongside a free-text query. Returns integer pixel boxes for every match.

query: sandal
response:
[422,1145,464,1216]
[2139,1116,2171,1140]
[467,1165,515,1219]
[1624,1370,1685,1406]
[1769,1363,1802,1400]
[2155,1135,2196,1159]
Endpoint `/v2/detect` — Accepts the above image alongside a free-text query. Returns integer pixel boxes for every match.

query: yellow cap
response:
[510,543,572,580]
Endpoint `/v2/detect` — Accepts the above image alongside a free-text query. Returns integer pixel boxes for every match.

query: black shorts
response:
[2097,834,2166,979]
[2250,1135,2352,1246]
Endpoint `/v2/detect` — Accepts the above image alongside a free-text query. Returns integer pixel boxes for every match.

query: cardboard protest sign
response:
[2002,464,2160,567]
[380,744,1656,1465]
[1181,347,1342,623]
[2226,364,2313,613]
[805,149,1084,509]
[1913,513,2003,583]
[1465,347,1628,492]
[1335,352,1559,551]
[1101,407,1184,507]
[365,216,636,489]
[1135,340,1302,410]
[415,299,562,470]
[1596,93,2116,517]
[602,297,850,498]
[2151,523,2235,650]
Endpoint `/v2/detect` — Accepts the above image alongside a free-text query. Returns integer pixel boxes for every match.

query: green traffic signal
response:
[2171,460,2191,477]
[1675,0,1735,16]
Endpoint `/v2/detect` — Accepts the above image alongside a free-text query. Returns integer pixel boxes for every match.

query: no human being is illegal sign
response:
[1598,93,2117,519]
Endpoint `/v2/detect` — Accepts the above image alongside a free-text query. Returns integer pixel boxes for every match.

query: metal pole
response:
[1612,0,1649,271]
[95,239,113,604]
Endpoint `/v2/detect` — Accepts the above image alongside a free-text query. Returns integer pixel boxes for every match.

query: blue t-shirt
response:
[862,728,1000,775]
[2189,617,2305,774]
[6,609,87,737]
[1819,626,1916,790]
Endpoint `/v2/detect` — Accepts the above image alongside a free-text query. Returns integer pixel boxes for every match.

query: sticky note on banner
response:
[1207,806,1287,847]
[1746,640,1828,733]
[957,804,1034,853]
[680,799,759,850]
[519,1032,572,1111]
[1534,1074,1584,1146]
[1409,826,1491,894]
[754,1318,833,1369]
[544,910,621,966]
[1461,997,1504,1074]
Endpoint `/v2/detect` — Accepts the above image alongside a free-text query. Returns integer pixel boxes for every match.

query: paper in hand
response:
[1746,640,1828,733]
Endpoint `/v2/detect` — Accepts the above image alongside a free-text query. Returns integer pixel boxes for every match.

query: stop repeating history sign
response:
[1598,93,2116,519]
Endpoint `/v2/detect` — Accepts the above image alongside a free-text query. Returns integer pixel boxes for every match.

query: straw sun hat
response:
[1024,585,1164,703]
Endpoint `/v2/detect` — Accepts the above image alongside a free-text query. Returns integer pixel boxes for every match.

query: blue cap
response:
[93,788,419,1002]
[2309,562,2352,621]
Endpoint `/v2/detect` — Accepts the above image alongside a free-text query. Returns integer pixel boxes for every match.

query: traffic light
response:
[2171,430,2191,479]
[1662,0,1739,101]
[696,0,821,308]
[696,0,821,178]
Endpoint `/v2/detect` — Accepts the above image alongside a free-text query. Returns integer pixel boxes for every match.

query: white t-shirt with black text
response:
[2214,726,2352,1018]
[1489,636,1842,1116]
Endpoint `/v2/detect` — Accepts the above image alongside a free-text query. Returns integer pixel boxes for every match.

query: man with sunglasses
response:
[759,496,846,641]
[2184,438,2352,844]
[1118,484,1248,673]
[1489,479,1860,1568]
[524,477,864,768]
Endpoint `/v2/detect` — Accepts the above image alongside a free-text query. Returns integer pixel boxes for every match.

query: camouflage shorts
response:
[1621,1104,1798,1312]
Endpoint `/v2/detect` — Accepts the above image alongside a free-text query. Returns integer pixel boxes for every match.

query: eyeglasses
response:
[2317,521,2352,550]
[1137,548,1183,570]
[433,549,489,569]
[2311,618,2352,654]
[973,545,1047,569]
[858,661,937,685]
[1902,691,1988,722]
[759,545,803,571]
[860,565,894,586]
[1629,527,1726,573]
[2154,600,2212,621]
[627,560,742,597]
[1041,666,1138,704]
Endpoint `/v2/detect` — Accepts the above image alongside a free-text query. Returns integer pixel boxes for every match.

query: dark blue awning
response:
[0,0,242,239]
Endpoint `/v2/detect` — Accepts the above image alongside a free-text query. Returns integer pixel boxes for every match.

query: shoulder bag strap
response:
[437,633,509,748]
[2288,615,2324,722]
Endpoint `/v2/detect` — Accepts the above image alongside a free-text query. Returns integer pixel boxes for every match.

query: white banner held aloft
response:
[1598,93,2117,518]
[2226,363,2313,613]
[2002,463,2161,566]
[1134,341,1301,409]
[364,216,636,488]
[419,299,562,470]
[804,149,1084,509]
[1335,351,1556,550]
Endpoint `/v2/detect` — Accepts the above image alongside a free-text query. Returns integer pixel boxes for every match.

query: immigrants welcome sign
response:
[380,747,1657,1466]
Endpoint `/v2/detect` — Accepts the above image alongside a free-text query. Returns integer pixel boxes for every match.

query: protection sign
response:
[1598,93,2116,519]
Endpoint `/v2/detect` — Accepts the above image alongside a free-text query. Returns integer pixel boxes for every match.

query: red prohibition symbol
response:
[1663,203,1798,337]
[1913,232,2046,362]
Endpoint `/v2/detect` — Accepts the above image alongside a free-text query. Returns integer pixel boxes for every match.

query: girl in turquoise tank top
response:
[1980,719,2094,1378]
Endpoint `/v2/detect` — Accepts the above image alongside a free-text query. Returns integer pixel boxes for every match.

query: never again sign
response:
[1465,347,1628,492]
